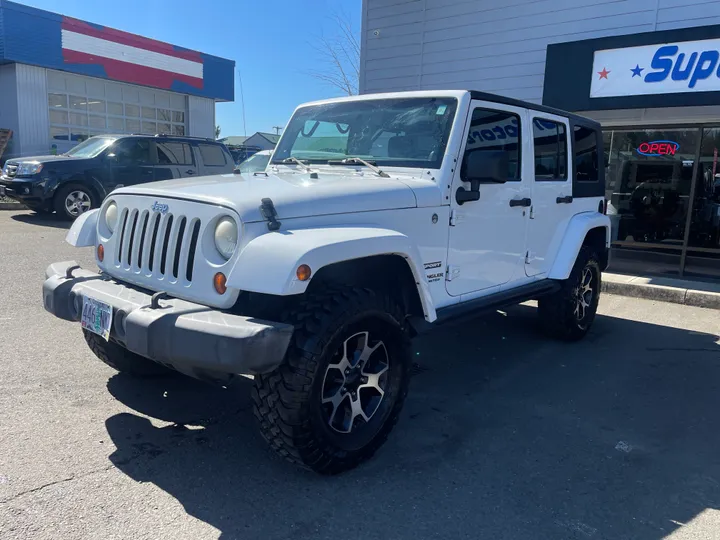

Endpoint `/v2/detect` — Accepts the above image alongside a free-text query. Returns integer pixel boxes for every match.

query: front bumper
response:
[0,176,48,207]
[42,260,294,378]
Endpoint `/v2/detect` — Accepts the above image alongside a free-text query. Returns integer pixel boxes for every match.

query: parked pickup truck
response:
[42,90,610,474]
[1,134,234,220]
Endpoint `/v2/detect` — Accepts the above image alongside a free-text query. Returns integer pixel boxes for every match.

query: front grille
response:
[114,208,201,284]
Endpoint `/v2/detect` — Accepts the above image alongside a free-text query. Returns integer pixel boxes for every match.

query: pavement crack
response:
[0,464,116,505]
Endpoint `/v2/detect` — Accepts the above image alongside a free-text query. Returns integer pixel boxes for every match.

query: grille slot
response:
[159,215,174,276]
[126,211,139,267]
[186,220,201,282]
[147,214,161,272]
[172,217,187,279]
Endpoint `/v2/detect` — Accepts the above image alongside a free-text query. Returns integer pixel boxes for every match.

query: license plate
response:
[81,296,113,341]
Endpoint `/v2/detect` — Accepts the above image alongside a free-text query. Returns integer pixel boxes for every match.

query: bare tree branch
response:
[305,10,360,96]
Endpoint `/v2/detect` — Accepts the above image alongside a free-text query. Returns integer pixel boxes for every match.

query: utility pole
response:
[237,70,247,137]
[272,126,283,135]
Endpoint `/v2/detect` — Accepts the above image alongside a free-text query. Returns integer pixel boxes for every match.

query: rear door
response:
[196,143,232,176]
[154,139,196,181]
[108,138,155,188]
[525,113,573,277]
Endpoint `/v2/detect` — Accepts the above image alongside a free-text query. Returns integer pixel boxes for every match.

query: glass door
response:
[604,128,700,277]
[684,128,720,281]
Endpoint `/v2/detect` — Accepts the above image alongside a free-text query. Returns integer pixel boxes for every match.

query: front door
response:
[107,138,155,188]
[525,114,572,277]
[446,101,531,297]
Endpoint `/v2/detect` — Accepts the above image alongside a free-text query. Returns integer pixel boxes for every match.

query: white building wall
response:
[188,95,215,138]
[15,63,49,157]
[360,0,720,103]
[0,63,20,159]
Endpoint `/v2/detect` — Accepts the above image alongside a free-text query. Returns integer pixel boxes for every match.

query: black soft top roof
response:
[469,90,600,129]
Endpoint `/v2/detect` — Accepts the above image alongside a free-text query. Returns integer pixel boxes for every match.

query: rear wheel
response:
[54,184,97,221]
[538,246,601,341]
[252,286,411,474]
[83,330,171,377]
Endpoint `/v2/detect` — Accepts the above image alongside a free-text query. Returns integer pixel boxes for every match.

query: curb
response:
[602,279,720,310]
[0,202,24,210]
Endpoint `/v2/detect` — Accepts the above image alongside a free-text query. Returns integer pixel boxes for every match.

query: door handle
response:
[509,197,531,208]
[185,169,196,175]
[556,195,573,204]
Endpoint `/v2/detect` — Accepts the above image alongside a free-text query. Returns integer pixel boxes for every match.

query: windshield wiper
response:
[279,157,312,172]
[327,157,389,178]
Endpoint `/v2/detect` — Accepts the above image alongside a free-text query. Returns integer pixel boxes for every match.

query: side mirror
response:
[456,150,509,205]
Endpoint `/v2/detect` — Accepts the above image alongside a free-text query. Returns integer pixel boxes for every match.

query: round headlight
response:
[214,217,238,260]
[104,202,118,233]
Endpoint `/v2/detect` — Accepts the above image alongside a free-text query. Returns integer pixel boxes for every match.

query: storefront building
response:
[360,1,720,281]
[0,0,234,159]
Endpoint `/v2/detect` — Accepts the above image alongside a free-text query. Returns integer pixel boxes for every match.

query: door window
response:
[574,125,598,182]
[113,139,151,164]
[157,142,194,165]
[198,144,227,166]
[533,119,567,180]
[463,108,521,181]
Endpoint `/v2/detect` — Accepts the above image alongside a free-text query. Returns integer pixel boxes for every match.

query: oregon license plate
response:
[81,296,112,341]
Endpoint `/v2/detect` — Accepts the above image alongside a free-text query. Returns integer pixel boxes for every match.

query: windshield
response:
[65,136,118,158]
[272,97,458,169]
[238,152,271,173]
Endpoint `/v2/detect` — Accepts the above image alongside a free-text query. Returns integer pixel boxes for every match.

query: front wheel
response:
[54,184,97,221]
[252,287,411,474]
[538,246,601,341]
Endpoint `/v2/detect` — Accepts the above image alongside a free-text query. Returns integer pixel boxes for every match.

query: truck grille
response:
[115,208,201,283]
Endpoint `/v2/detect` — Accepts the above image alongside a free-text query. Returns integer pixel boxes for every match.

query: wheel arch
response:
[548,212,611,280]
[227,227,437,322]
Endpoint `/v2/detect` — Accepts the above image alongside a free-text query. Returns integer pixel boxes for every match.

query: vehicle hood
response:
[7,154,81,165]
[114,170,418,222]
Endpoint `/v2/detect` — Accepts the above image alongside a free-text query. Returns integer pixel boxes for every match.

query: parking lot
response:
[1,208,719,540]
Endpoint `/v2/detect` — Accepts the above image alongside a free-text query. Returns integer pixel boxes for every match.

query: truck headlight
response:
[16,162,43,176]
[104,201,118,233]
[214,217,238,260]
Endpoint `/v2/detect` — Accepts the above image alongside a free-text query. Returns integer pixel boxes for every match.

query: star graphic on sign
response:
[598,67,610,80]
[630,64,644,77]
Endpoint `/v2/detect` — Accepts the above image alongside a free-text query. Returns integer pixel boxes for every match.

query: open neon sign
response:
[637,140,680,156]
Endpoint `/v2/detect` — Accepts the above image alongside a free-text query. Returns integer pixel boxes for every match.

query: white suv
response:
[43,90,610,474]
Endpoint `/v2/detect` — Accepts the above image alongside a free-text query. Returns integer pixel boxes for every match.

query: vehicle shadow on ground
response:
[11,211,70,229]
[104,304,720,540]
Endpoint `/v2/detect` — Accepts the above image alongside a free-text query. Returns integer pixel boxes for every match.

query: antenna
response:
[272,126,283,135]
[237,69,247,137]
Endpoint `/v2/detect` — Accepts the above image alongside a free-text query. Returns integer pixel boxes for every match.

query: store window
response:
[604,128,699,277]
[532,119,566,180]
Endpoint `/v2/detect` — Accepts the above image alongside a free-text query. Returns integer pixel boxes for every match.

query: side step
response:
[409,280,561,334]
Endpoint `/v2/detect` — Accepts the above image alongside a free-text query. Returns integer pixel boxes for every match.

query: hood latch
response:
[259,198,282,231]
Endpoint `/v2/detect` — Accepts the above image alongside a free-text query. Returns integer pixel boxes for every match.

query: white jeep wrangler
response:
[43,90,610,474]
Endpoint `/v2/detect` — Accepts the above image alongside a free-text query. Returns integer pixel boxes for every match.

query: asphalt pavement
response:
[1,209,720,540]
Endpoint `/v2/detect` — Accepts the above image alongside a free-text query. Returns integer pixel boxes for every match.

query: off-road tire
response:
[252,286,412,474]
[538,246,601,341]
[83,329,171,377]
[54,183,98,221]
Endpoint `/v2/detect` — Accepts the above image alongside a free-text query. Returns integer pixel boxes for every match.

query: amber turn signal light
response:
[97,244,104,262]
[296,264,312,281]
[213,272,227,295]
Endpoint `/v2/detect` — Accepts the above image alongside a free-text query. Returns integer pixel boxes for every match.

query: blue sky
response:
[18,0,361,137]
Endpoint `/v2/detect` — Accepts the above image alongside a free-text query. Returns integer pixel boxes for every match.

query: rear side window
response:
[574,125,598,182]
[533,119,567,181]
[198,144,227,166]
[156,142,194,165]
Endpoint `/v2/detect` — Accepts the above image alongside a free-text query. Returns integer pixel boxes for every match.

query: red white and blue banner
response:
[591,37,720,98]
[0,1,234,101]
